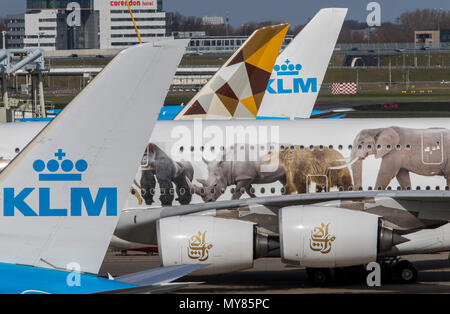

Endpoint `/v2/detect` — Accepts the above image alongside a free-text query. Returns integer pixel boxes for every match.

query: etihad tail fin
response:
[0,40,187,275]
[258,8,347,119]
[175,24,289,120]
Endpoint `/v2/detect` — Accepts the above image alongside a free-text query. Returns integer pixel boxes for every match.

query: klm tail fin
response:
[0,40,187,274]
[175,24,289,120]
[258,8,347,119]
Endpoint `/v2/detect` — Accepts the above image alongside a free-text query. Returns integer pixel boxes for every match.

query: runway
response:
[99,252,450,293]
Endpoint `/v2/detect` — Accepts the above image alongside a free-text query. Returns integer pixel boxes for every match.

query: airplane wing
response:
[116,190,450,244]
[97,264,206,294]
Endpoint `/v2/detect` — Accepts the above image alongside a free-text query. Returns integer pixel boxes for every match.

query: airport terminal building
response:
[7,0,167,50]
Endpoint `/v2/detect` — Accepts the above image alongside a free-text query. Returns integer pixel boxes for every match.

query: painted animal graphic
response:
[140,143,194,206]
[188,145,286,202]
[264,145,353,193]
[349,127,450,190]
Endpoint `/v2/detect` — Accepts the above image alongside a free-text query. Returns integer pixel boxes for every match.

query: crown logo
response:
[274,59,302,76]
[33,149,88,182]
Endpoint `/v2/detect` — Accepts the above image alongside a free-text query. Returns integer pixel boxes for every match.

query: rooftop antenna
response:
[126,0,143,44]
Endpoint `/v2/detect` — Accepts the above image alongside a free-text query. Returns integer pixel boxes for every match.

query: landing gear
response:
[380,258,418,284]
[306,268,332,286]
[305,259,418,286]
[391,260,418,284]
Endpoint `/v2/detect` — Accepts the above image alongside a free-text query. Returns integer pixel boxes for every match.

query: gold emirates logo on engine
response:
[188,231,213,262]
[310,223,336,254]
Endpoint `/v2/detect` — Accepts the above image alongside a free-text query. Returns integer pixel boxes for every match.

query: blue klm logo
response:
[4,149,117,217]
[266,59,318,94]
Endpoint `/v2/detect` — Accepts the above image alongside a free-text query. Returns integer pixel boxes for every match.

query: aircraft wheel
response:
[306,268,332,286]
[393,260,418,284]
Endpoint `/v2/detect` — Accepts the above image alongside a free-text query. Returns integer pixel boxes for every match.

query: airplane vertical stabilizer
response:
[175,24,289,120]
[258,8,347,119]
[0,40,188,274]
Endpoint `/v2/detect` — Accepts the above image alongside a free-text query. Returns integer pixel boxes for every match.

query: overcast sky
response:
[1,0,449,26]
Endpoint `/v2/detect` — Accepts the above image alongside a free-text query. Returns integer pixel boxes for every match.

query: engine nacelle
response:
[279,206,393,268]
[157,216,257,275]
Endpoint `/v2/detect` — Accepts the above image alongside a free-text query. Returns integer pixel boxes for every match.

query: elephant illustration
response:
[140,143,194,206]
[350,126,450,190]
[264,145,352,194]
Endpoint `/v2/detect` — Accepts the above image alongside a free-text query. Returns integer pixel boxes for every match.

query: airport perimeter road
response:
[99,252,450,294]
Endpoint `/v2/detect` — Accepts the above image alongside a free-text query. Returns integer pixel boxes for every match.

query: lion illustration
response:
[264,145,352,194]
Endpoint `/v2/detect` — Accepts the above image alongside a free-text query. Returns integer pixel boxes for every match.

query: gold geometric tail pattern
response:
[175,24,290,120]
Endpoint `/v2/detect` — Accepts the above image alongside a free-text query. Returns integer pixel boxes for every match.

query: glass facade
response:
[27,0,94,9]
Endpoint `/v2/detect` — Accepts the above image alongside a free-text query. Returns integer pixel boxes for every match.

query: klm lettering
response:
[267,77,318,94]
[3,188,117,217]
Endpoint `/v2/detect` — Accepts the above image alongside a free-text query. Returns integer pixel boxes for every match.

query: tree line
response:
[168,9,450,43]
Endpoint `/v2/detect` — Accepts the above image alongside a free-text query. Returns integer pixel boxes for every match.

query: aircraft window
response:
[396,144,401,150]
[179,146,184,152]
[386,144,392,150]
[319,145,324,151]
[338,145,343,150]
[281,187,286,194]
[271,187,276,194]
[406,144,411,150]
[169,188,174,195]
[150,188,155,195]
[368,186,373,190]
[260,187,265,194]
[190,188,195,194]
[290,145,295,151]
[190,146,194,152]
[406,186,411,190]
[357,144,363,150]
[240,146,245,151]
[377,144,382,150]
[348,145,353,150]
[240,188,245,194]
[221,188,225,194]
[131,188,136,195]
[348,186,353,191]
[358,186,363,191]
[436,186,440,190]
[250,145,255,151]
[260,145,265,151]
[397,186,401,190]
[328,145,333,150]
[15,148,20,153]
[230,145,234,150]
[426,186,431,190]
[367,144,372,150]
[377,186,382,190]
[338,186,343,192]
[387,186,392,190]
[446,186,450,191]
[299,145,305,151]
[280,145,285,151]
[220,146,225,151]
[210,188,215,194]
[210,146,215,152]
[416,186,421,190]
[309,145,314,151]
[200,188,205,195]
[230,188,235,194]
[179,188,185,195]
[269,145,275,151]
[250,187,255,194]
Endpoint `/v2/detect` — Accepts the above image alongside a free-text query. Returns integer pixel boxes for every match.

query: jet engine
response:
[279,206,394,268]
[157,216,278,275]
